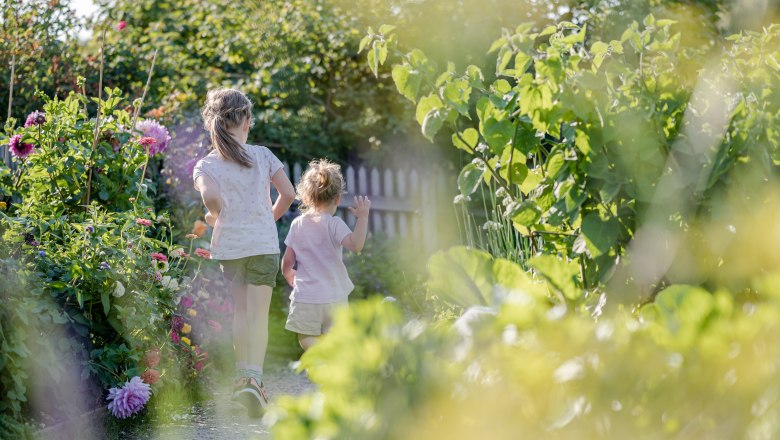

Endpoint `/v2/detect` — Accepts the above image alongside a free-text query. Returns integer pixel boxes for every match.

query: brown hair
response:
[201,88,254,168]
[297,159,345,214]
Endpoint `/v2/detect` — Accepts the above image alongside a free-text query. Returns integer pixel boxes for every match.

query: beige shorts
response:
[285,300,348,336]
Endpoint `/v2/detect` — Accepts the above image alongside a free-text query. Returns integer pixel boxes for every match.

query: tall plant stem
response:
[85,28,107,207]
[131,49,159,130]
[136,155,150,202]
[5,49,16,167]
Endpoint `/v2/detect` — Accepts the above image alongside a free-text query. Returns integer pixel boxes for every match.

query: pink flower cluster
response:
[135,218,152,227]
[135,119,171,156]
[150,252,168,262]
[24,111,46,128]
[194,248,211,259]
[106,376,151,419]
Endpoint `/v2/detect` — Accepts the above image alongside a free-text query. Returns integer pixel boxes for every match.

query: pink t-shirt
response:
[284,213,355,304]
[193,144,284,260]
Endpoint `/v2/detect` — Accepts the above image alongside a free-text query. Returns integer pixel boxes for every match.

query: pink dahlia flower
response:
[106,376,151,419]
[24,111,46,128]
[135,119,171,156]
[180,296,194,309]
[150,252,168,262]
[194,248,211,259]
[8,134,35,159]
[140,369,161,385]
[142,349,161,368]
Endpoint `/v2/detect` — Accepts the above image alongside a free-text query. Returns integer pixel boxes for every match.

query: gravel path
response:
[121,368,314,440]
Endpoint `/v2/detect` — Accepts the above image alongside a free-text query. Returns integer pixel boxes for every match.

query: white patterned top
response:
[193,144,284,260]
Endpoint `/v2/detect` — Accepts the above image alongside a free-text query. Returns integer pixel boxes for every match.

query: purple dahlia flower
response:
[135,119,171,156]
[24,111,46,128]
[106,376,151,419]
[8,134,35,159]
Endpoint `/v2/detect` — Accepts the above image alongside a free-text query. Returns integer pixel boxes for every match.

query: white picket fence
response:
[279,162,447,253]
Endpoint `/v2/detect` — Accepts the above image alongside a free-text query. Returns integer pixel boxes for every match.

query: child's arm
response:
[271,168,296,221]
[342,196,371,253]
[281,246,296,287]
[195,175,222,224]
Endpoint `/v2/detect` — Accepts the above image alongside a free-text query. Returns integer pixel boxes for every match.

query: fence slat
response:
[370,167,382,234]
[396,169,408,236]
[409,170,420,240]
[383,169,395,237]
[345,165,356,225]
[358,166,368,195]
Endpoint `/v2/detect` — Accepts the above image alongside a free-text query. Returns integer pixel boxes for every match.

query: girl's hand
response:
[284,269,296,287]
[348,196,371,219]
[205,211,217,227]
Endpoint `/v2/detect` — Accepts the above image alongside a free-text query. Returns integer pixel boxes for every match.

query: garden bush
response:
[362,11,780,299]
[0,87,221,428]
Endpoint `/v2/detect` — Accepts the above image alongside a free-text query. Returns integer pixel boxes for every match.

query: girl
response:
[281,159,370,351]
[193,88,295,417]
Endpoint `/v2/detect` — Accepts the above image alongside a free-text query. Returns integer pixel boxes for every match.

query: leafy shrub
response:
[0,1,88,122]
[0,89,215,426]
[345,236,425,304]
[92,0,414,162]
[362,13,780,299]
[270,246,780,439]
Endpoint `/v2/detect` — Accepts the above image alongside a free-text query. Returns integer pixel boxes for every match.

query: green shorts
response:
[219,254,279,287]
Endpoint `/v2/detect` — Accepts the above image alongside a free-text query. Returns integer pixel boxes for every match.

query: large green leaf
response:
[428,247,494,307]
[510,201,542,227]
[452,128,479,152]
[581,212,619,257]
[528,255,582,301]
[421,108,446,141]
[416,94,444,126]
[457,163,483,195]
[392,64,422,102]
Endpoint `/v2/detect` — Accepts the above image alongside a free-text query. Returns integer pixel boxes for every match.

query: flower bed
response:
[0,89,225,429]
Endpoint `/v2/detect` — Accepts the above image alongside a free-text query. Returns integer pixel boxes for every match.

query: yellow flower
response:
[182,323,192,334]
[0,201,6,209]
[181,336,191,346]
[187,308,197,318]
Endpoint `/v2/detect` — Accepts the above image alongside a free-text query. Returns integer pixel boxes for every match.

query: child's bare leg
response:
[246,284,273,379]
[231,282,248,374]
[298,334,319,351]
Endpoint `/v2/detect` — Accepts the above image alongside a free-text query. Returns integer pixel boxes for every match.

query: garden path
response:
[122,368,314,440]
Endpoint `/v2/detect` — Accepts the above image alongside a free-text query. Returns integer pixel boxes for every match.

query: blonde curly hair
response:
[297,159,345,214]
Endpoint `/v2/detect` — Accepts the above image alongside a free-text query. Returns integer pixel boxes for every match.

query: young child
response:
[193,88,295,417]
[281,159,371,351]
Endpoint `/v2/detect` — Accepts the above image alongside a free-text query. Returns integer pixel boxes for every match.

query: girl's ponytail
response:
[202,88,254,168]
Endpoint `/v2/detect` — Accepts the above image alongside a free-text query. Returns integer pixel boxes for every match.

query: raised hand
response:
[347,195,371,219]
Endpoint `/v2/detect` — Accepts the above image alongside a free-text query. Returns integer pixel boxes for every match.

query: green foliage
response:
[364,16,780,296]
[270,250,780,439]
[0,89,210,426]
[344,237,425,305]
[0,0,87,122]
[91,0,413,162]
